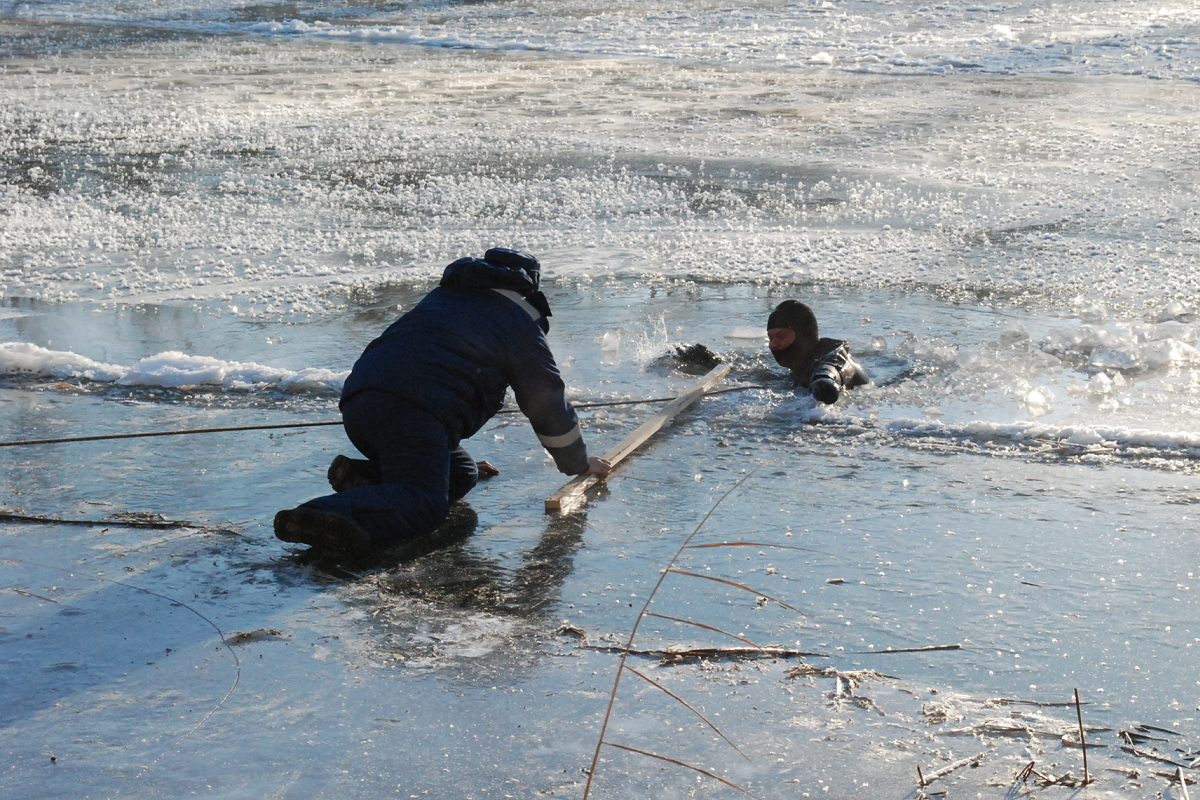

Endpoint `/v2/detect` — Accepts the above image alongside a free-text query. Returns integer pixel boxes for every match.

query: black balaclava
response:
[767,300,819,372]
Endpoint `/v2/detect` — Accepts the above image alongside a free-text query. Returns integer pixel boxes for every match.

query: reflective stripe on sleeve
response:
[492,289,543,323]
[536,423,582,449]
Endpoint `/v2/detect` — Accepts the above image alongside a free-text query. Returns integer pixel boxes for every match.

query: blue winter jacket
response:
[340,259,590,474]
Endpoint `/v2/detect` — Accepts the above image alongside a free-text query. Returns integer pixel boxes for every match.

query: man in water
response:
[766,299,869,403]
[275,248,611,558]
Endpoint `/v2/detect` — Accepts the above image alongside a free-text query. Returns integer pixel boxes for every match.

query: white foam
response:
[0,342,127,382]
[876,415,1200,455]
[0,342,345,393]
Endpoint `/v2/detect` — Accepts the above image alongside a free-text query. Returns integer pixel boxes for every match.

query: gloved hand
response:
[810,364,842,404]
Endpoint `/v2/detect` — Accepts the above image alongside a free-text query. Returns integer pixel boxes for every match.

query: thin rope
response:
[10,557,241,789]
[0,384,764,448]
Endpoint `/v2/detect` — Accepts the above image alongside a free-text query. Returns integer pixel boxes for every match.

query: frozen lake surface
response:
[3,1,1200,797]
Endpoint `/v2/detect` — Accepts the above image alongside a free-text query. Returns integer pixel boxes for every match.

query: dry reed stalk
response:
[665,569,802,612]
[643,611,765,649]
[624,666,749,760]
[944,694,1091,708]
[919,753,987,786]
[1179,767,1192,800]
[1122,729,1169,745]
[1074,688,1089,784]
[582,470,761,799]
[851,644,961,655]
[581,644,827,660]
[1121,745,1190,768]
[603,743,763,798]
[684,540,837,557]
[0,511,202,529]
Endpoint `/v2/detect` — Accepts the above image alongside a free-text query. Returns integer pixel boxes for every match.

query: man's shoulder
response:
[814,337,847,356]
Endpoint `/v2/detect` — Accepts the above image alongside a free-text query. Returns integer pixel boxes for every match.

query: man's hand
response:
[476,460,500,479]
[582,456,612,478]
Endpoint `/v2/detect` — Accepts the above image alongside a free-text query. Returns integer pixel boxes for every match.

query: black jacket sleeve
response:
[505,312,590,475]
[806,340,870,404]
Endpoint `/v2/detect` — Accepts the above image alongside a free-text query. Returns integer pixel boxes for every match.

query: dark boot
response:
[274,506,371,558]
[327,454,382,493]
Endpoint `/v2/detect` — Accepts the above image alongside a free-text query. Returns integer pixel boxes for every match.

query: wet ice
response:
[3,0,1200,797]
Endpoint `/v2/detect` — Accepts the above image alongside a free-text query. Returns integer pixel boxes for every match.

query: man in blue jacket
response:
[766,300,869,404]
[275,248,610,557]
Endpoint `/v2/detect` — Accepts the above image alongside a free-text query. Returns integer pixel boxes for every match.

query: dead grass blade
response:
[1175,767,1193,799]
[0,511,201,529]
[850,644,961,655]
[938,694,1093,708]
[1074,687,1090,784]
[602,742,763,798]
[919,752,987,786]
[582,645,827,660]
[625,666,749,760]
[644,611,764,649]
[685,541,837,557]
[1121,745,1189,768]
[3,587,81,608]
[582,471,758,799]
[665,569,801,612]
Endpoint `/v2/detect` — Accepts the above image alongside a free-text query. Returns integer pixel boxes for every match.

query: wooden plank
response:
[545,363,732,513]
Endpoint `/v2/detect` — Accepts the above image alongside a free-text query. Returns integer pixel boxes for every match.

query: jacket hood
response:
[439,257,553,332]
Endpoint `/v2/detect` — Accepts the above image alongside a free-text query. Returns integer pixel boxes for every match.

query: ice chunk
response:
[1089,348,1138,371]
[1140,339,1200,367]
[1087,373,1114,395]
[1023,387,1052,417]
[1072,297,1106,324]
[725,327,764,340]
[955,349,994,372]
[1155,299,1192,323]
[1154,321,1197,345]
[999,322,1030,345]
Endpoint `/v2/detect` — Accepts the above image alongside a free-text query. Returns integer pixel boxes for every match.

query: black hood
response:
[440,257,553,332]
[767,300,818,372]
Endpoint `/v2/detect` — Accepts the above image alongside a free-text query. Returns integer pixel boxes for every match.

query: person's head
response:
[484,247,541,289]
[766,300,819,370]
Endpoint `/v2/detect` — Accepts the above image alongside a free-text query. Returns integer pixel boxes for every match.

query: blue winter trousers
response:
[302,390,478,548]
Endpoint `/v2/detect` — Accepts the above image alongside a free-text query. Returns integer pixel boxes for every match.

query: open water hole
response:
[2,280,1199,797]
